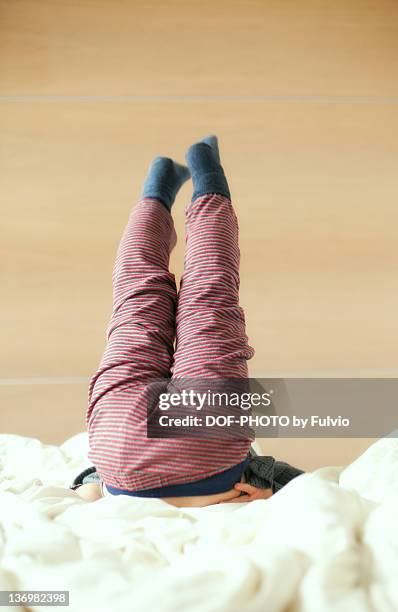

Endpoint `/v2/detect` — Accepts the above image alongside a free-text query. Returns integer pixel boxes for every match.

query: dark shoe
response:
[244,456,304,493]
[70,466,100,490]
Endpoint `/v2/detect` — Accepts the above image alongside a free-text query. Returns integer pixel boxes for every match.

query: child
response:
[71,136,303,506]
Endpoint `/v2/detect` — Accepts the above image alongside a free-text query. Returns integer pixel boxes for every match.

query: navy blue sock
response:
[185,134,230,201]
[141,156,190,211]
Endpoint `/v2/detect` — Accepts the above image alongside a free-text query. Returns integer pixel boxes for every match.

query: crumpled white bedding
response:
[0,433,398,612]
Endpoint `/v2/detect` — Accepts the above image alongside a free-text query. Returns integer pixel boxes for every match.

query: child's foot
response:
[185,135,230,201]
[141,156,190,211]
[200,134,221,163]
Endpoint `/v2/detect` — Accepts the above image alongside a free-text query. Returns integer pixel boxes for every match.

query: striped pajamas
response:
[86,194,255,491]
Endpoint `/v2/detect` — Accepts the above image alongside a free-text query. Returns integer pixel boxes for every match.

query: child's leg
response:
[86,158,189,489]
[166,137,255,479]
[173,136,255,379]
[172,193,254,377]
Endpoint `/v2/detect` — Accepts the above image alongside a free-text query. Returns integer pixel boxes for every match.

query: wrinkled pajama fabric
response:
[86,194,255,491]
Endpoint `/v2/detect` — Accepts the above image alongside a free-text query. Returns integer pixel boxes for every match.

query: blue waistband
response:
[105,459,249,498]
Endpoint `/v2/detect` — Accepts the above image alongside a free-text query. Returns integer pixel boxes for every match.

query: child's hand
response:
[224,482,273,503]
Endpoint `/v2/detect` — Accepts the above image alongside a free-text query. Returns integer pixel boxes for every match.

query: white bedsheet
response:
[0,433,397,612]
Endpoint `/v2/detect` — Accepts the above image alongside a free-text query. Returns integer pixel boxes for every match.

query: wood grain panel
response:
[2,101,397,379]
[1,0,398,97]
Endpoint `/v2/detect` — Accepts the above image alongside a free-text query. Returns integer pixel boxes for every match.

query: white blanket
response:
[0,433,397,612]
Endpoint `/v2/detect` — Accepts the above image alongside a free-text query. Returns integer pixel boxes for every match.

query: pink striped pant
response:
[86,194,255,490]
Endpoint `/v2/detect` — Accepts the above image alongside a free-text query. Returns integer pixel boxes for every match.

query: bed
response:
[0,432,397,612]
